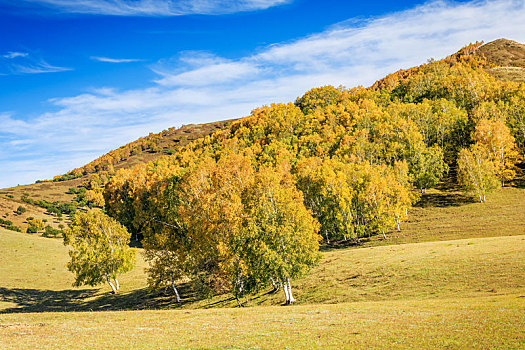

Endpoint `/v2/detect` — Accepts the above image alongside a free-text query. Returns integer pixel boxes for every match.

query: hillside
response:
[1,38,525,349]
[1,38,524,237]
[0,120,233,233]
[1,177,524,312]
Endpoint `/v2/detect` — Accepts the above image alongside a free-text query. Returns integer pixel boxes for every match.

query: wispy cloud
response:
[1,0,525,187]
[91,56,144,63]
[0,51,71,75]
[14,0,291,16]
[3,52,29,59]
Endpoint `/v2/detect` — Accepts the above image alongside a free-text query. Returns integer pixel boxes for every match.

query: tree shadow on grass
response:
[414,192,477,208]
[510,165,525,189]
[0,282,214,314]
[0,287,98,313]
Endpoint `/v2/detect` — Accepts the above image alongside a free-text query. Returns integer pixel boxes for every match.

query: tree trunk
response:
[171,280,181,302]
[287,278,296,304]
[114,278,119,291]
[396,219,400,231]
[270,277,280,292]
[236,297,243,307]
[106,276,117,294]
[283,281,290,305]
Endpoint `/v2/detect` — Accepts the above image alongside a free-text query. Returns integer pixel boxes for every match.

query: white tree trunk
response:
[282,281,290,304]
[107,276,117,294]
[171,280,181,302]
[287,278,295,304]
[270,277,280,291]
[114,278,120,291]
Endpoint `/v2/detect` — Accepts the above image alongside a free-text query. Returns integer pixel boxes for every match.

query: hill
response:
[1,38,524,236]
[1,38,525,348]
[0,120,233,233]
[478,38,525,82]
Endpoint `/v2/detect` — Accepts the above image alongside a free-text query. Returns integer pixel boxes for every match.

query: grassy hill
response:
[477,38,525,82]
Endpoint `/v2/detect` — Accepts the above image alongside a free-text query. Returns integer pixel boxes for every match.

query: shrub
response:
[43,225,61,237]
[16,206,27,215]
[27,226,38,234]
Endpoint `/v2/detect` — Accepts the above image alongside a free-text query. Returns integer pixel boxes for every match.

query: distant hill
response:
[477,38,525,82]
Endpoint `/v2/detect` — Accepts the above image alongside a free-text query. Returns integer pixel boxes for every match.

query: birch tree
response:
[472,118,522,186]
[243,166,321,304]
[63,209,136,293]
[457,145,499,203]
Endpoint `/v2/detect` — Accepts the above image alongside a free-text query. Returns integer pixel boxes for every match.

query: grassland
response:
[1,176,525,348]
[1,295,523,349]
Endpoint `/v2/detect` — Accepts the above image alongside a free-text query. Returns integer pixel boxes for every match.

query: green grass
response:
[361,179,525,247]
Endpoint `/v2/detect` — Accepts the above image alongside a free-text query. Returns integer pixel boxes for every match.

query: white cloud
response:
[18,0,291,16]
[153,52,261,87]
[91,56,144,63]
[3,52,29,59]
[0,51,71,75]
[2,0,525,187]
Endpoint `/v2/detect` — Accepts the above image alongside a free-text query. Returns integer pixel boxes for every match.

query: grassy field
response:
[1,295,523,349]
[1,177,524,348]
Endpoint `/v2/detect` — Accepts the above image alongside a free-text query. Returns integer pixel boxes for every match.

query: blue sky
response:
[1,0,524,188]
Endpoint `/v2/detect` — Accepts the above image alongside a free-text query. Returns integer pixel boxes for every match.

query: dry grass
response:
[1,228,524,311]
[0,295,523,349]
[361,184,525,247]
[488,67,525,82]
[478,38,525,68]
[0,178,81,231]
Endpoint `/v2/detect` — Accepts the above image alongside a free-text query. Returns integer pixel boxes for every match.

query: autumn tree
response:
[472,118,522,186]
[295,85,343,115]
[411,146,448,193]
[457,145,499,202]
[242,165,321,304]
[63,209,136,293]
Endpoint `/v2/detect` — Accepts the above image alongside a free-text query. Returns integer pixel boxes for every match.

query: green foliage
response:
[21,196,77,216]
[63,209,136,293]
[15,206,27,215]
[43,225,61,238]
[27,226,38,234]
[411,146,448,193]
[457,144,499,202]
[0,218,13,227]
